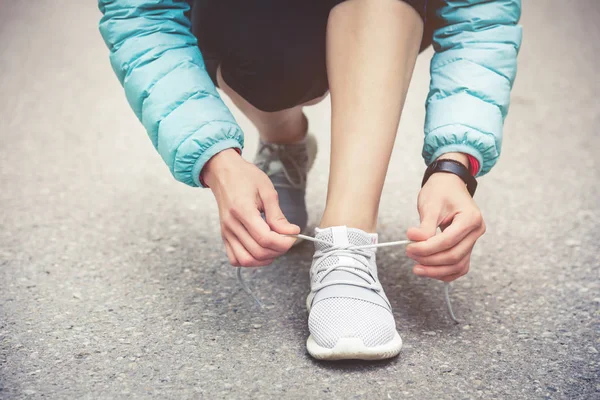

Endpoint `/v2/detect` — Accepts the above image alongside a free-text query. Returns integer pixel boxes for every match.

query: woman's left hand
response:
[405,167,486,282]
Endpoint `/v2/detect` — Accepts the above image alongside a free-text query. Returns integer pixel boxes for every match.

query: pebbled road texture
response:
[0,1,598,399]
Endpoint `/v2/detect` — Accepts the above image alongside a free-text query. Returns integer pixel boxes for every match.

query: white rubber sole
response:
[306,331,402,361]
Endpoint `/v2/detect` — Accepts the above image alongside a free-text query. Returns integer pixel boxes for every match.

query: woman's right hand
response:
[202,149,300,267]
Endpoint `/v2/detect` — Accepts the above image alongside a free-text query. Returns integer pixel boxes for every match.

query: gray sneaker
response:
[306,226,402,360]
[254,135,317,234]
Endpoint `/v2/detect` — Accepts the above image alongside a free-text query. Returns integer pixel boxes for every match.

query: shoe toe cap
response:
[308,297,397,349]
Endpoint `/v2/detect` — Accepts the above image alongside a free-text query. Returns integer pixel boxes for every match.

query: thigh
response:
[327,0,431,51]
[192,0,332,112]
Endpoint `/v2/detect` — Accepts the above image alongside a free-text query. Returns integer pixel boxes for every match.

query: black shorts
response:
[192,0,431,112]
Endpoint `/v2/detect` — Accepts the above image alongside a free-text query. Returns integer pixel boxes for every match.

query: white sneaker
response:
[306,226,402,360]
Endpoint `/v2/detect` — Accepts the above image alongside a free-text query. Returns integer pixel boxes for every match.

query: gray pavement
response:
[1,1,599,399]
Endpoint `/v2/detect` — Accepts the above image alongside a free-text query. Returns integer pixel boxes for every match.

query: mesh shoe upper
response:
[307,226,398,349]
[309,297,397,348]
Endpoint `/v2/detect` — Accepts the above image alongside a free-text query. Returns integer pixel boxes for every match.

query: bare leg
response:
[217,67,327,144]
[320,0,423,232]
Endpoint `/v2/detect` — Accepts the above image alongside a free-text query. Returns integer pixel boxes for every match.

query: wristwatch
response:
[422,159,478,197]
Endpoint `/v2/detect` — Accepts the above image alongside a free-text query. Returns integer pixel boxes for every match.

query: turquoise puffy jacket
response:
[98,0,522,187]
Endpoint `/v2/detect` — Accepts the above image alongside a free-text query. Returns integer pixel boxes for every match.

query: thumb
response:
[407,211,439,242]
[260,189,300,235]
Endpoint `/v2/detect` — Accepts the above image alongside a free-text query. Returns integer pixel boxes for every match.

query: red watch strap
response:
[466,155,479,177]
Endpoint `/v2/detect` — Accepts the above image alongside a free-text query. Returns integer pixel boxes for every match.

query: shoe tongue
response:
[311,226,388,309]
[257,140,308,187]
[314,226,377,250]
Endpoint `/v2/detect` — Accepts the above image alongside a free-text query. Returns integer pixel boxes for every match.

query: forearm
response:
[98,0,244,187]
[424,0,522,176]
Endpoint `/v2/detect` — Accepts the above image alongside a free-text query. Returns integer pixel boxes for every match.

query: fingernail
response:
[414,267,426,276]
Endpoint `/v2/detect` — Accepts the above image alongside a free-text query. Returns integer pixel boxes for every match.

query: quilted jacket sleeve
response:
[98,0,244,187]
[424,0,522,176]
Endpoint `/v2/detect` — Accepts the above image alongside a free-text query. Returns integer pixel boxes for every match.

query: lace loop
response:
[255,142,306,189]
[311,244,379,293]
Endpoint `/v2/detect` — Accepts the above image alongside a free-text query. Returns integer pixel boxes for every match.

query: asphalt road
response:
[1,1,599,399]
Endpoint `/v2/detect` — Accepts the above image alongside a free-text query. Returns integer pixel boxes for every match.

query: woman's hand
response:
[203,149,300,267]
[406,158,486,282]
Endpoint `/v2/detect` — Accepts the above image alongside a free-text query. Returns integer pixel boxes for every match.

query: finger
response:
[413,264,464,280]
[440,270,468,283]
[413,257,470,281]
[227,234,274,268]
[224,222,281,261]
[408,228,481,266]
[406,209,439,243]
[407,212,481,257]
[260,188,301,235]
[232,205,296,253]
[224,239,239,266]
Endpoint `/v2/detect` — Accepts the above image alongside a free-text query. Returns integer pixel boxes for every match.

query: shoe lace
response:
[236,233,459,323]
[255,142,306,189]
[309,239,402,294]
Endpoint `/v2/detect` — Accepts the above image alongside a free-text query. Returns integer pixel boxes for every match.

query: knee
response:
[330,0,426,22]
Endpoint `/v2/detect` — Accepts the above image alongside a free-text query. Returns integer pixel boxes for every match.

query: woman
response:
[98,0,522,360]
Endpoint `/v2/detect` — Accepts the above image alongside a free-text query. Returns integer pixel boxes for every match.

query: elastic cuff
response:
[191,139,242,188]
